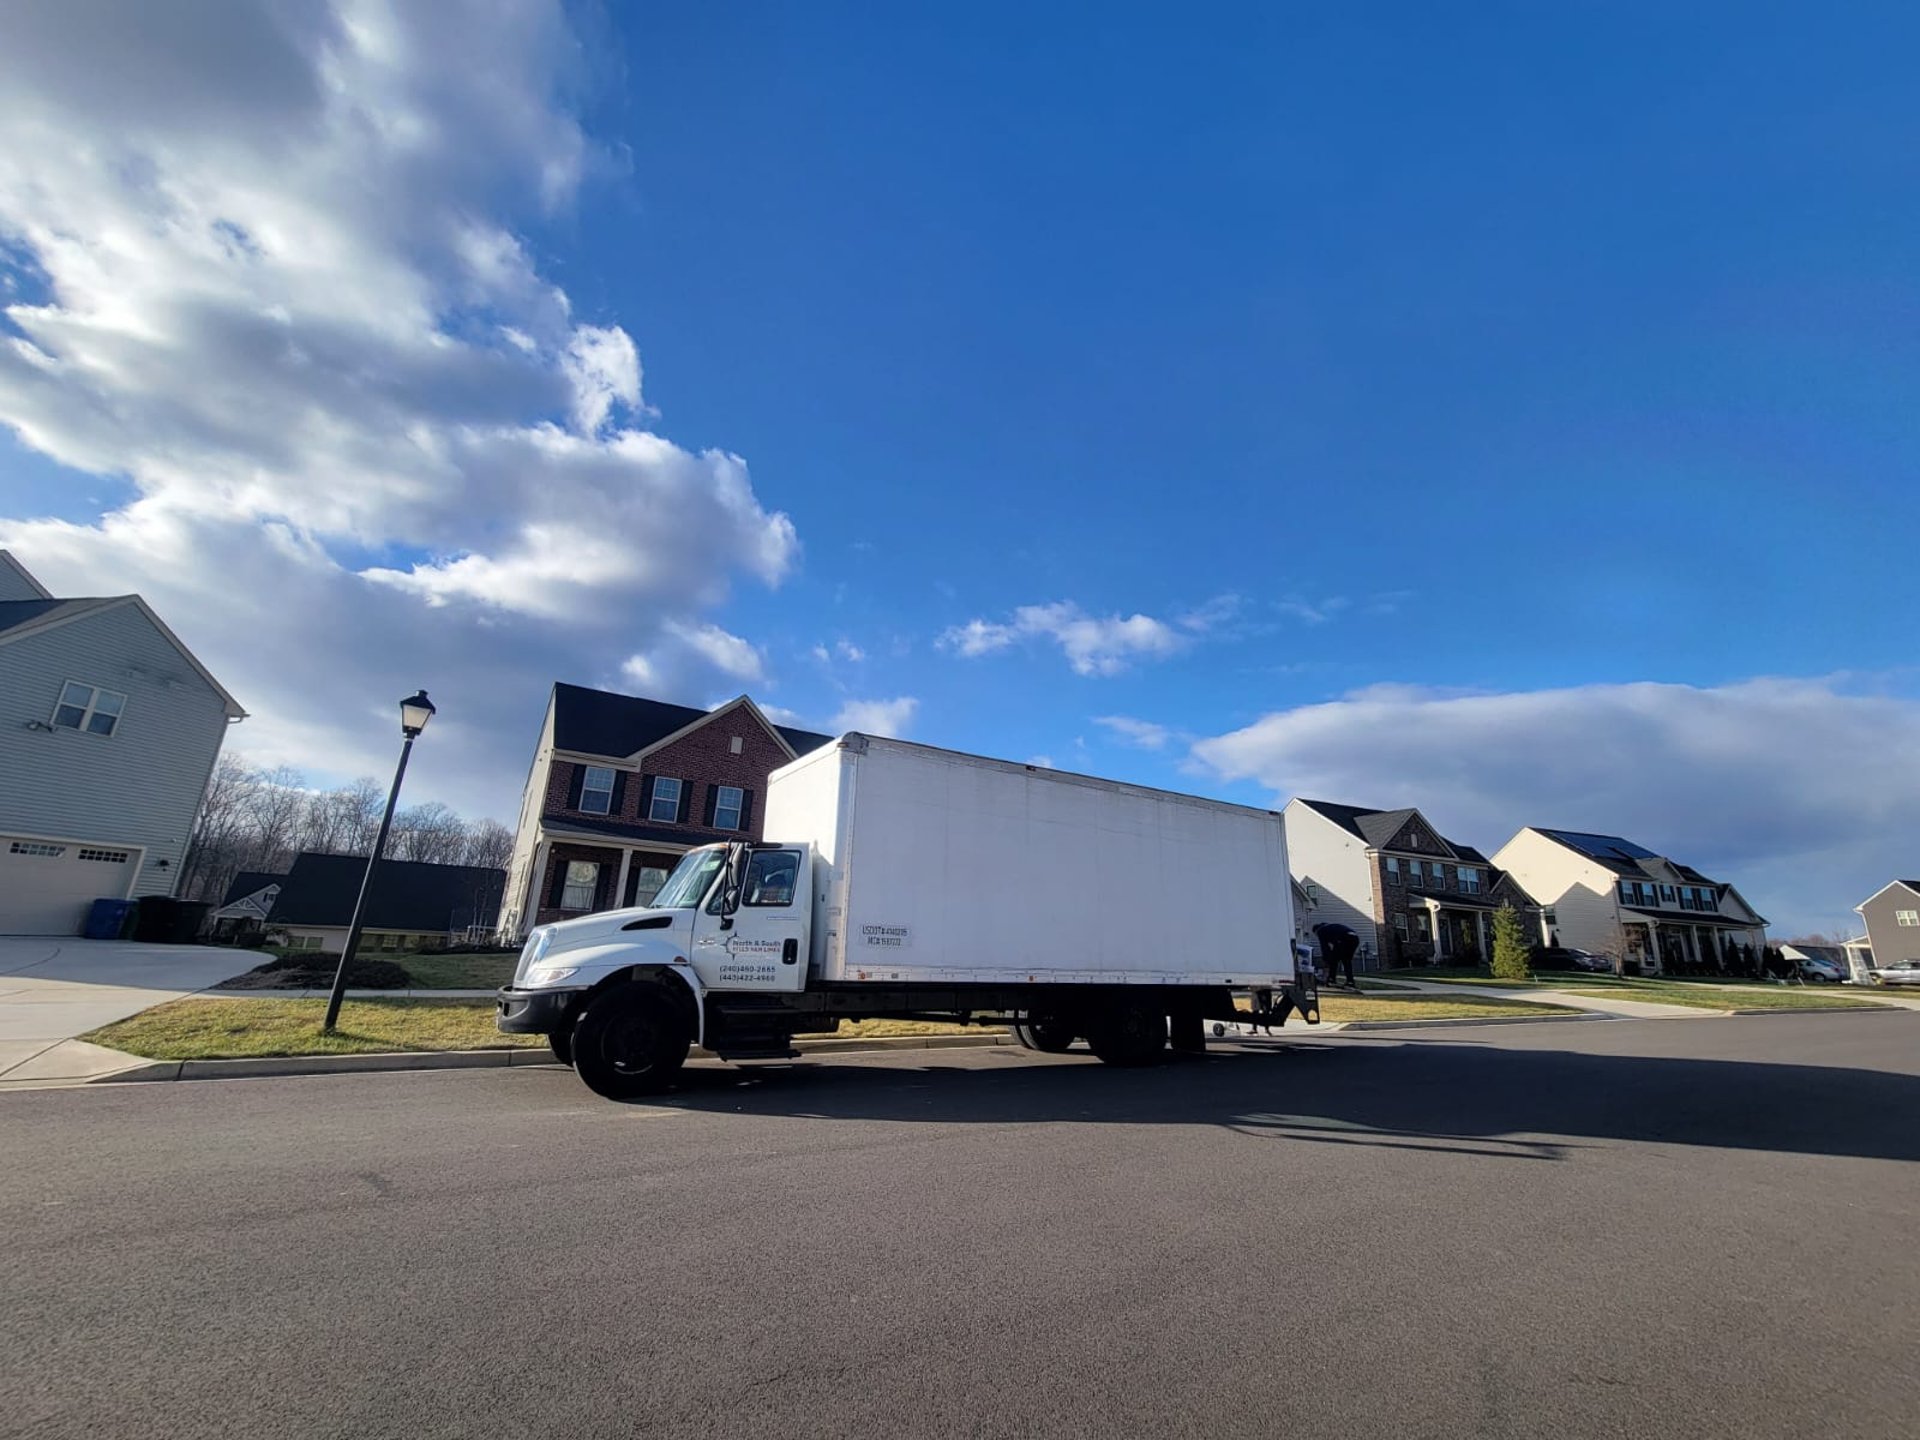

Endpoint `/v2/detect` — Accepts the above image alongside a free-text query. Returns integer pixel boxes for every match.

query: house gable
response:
[0,550,53,601]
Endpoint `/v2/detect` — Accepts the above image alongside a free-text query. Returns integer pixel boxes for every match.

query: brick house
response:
[1282,798,1541,969]
[496,684,832,941]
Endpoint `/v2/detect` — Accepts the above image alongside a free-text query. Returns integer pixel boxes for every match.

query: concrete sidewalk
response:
[0,938,262,1086]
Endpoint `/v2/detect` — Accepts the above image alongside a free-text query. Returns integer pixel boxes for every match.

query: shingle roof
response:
[540,816,713,848]
[0,597,112,637]
[1297,799,1482,858]
[551,683,832,762]
[261,852,505,933]
[220,870,286,906]
[1535,829,1663,874]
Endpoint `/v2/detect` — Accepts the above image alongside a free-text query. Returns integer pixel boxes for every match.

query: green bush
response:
[1490,904,1532,981]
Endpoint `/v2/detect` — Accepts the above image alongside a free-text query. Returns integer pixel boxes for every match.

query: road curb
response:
[91,1031,1016,1084]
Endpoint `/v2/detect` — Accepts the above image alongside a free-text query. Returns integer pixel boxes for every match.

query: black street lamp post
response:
[322,690,437,1032]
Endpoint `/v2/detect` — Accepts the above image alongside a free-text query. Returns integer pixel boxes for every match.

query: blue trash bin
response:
[85,897,135,941]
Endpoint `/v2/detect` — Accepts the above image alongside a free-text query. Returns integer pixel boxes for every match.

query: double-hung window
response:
[713,785,744,831]
[53,681,126,737]
[1897,910,1920,928]
[1459,867,1481,894]
[561,861,599,910]
[649,777,683,823]
[580,766,615,815]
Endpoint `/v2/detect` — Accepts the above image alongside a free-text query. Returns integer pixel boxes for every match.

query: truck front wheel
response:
[572,982,690,1100]
[1011,1018,1077,1053]
[1085,1001,1166,1067]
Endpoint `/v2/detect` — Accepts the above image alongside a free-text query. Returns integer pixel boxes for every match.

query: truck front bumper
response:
[495,986,586,1036]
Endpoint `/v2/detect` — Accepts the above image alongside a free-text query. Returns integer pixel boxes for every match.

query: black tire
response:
[548,1027,574,1067]
[1011,1019,1077,1053]
[572,982,691,1100]
[1085,1001,1166,1067]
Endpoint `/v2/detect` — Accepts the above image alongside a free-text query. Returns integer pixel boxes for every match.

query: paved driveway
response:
[0,937,259,1085]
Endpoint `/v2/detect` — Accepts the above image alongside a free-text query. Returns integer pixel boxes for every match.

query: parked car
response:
[1794,954,1847,984]
[1872,959,1920,987]
[1534,946,1613,973]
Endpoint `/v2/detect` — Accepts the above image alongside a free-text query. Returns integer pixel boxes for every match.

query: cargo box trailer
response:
[498,734,1317,1098]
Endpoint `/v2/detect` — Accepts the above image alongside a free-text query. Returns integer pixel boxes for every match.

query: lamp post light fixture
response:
[322,690,437,1032]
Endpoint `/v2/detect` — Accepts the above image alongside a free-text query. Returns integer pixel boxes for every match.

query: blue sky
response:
[1,1,1915,935]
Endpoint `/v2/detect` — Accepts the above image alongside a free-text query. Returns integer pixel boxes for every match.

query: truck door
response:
[689,847,811,993]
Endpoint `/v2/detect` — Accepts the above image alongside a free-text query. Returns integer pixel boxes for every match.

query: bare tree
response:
[180,755,512,901]
[388,801,469,864]
[462,817,514,871]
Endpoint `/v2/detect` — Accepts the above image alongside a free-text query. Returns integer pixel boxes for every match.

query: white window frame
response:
[648,777,683,823]
[561,861,599,910]
[52,680,128,737]
[580,766,615,815]
[1459,867,1481,894]
[1897,910,1920,928]
[713,784,744,831]
[1383,856,1399,878]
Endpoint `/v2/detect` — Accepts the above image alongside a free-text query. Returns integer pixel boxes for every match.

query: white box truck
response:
[497,735,1318,1098]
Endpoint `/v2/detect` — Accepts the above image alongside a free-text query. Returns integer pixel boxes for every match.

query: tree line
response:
[179,755,513,905]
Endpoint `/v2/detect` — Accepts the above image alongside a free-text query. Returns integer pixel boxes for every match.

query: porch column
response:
[1643,919,1658,970]
[613,848,634,911]
[1476,910,1490,960]
[1424,897,1443,958]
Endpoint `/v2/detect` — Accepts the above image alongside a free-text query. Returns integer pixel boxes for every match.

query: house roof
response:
[550,683,831,762]
[220,870,287,907]
[540,816,710,848]
[259,852,505,932]
[1533,828,1744,901]
[1405,888,1514,913]
[1295,798,1485,860]
[0,597,114,637]
[1854,878,1920,910]
[1619,904,1752,927]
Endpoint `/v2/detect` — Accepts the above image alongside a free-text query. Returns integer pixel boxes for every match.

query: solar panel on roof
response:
[1544,829,1658,860]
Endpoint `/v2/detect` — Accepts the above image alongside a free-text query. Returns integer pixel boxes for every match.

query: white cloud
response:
[0,1,797,819]
[1094,715,1173,750]
[836,640,866,663]
[1190,677,1920,935]
[940,601,1185,676]
[1275,596,1350,625]
[833,696,918,738]
[1027,755,1056,769]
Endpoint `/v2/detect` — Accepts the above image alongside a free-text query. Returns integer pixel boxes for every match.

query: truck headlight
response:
[525,965,580,987]
[513,927,554,985]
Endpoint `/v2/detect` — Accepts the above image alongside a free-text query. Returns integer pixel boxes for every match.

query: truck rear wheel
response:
[572,982,690,1100]
[1085,1002,1166,1067]
[1011,1019,1077,1053]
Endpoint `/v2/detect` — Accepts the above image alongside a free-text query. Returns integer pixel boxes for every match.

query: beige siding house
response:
[1854,880,1920,974]
[1492,828,1767,974]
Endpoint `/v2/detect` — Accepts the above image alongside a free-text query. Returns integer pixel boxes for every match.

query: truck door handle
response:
[782,938,798,965]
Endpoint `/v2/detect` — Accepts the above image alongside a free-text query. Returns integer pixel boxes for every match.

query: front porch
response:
[1621,910,1764,977]
[532,821,695,929]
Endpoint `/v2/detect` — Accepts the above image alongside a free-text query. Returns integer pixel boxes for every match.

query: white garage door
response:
[0,837,141,936]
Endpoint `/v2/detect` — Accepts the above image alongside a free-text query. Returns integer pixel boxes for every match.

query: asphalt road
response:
[4,1013,1918,1440]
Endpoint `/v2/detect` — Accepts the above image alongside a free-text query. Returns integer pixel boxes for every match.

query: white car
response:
[1872,959,1920,987]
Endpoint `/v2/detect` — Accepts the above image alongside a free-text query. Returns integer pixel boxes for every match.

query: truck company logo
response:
[698,935,785,959]
[860,924,912,949]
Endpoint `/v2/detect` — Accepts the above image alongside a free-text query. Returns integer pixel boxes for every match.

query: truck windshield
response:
[648,848,726,910]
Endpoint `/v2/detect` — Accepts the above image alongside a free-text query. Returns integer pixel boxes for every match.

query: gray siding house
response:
[1855,880,1920,973]
[0,551,245,935]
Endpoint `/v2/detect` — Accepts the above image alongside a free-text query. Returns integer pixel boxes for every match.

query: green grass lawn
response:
[393,952,518,989]
[84,998,543,1060]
